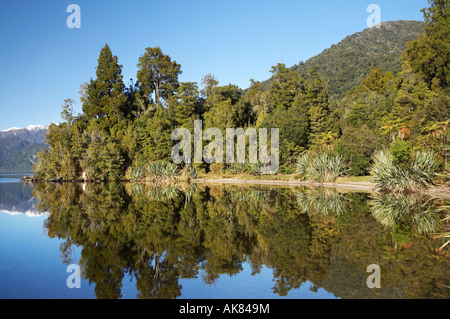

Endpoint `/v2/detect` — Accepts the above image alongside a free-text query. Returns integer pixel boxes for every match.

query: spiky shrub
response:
[163,162,180,180]
[370,193,441,237]
[434,207,449,251]
[126,182,145,197]
[146,161,181,181]
[325,154,348,181]
[126,164,145,181]
[370,150,441,193]
[297,188,349,218]
[370,150,413,193]
[232,188,267,204]
[146,185,179,201]
[187,166,199,179]
[300,153,348,182]
[296,152,313,180]
[410,151,441,188]
[184,183,199,204]
[307,155,326,182]
[146,161,166,180]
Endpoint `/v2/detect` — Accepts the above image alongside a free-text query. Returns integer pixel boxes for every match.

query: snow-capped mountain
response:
[0,125,49,144]
[0,183,48,218]
[0,125,49,173]
[3,124,48,132]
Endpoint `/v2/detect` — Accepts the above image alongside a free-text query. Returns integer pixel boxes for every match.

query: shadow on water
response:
[5,181,449,299]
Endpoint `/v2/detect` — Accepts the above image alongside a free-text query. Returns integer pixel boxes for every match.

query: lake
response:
[0,174,448,299]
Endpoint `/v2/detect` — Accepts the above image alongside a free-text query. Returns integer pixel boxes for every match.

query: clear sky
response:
[0,0,429,131]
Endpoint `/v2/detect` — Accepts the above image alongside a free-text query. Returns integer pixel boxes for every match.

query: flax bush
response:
[296,152,348,182]
[370,150,441,193]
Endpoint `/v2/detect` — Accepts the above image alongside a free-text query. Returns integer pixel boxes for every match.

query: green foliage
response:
[225,162,262,176]
[404,0,450,90]
[146,161,168,180]
[370,193,442,236]
[137,46,182,109]
[262,21,425,98]
[186,165,199,179]
[359,66,395,94]
[0,137,48,173]
[126,163,145,180]
[389,138,411,165]
[296,152,348,182]
[267,63,303,112]
[146,161,180,182]
[169,82,201,130]
[80,125,125,181]
[370,149,441,193]
[334,125,379,176]
[203,84,247,130]
[297,188,349,219]
[81,44,127,125]
[33,3,448,182]
[259,104,308,167]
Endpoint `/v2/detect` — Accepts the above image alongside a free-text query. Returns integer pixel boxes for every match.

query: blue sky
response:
[0,0,429,131]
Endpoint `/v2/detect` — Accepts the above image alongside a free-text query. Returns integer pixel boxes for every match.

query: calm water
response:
[0,174,449,299]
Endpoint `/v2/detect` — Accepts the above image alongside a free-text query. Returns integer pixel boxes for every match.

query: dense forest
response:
[34,0,449,189]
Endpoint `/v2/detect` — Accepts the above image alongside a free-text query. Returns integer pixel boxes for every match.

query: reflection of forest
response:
[33,182,449,299]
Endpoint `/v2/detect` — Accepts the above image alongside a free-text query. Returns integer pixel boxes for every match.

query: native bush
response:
[370,150,441,193]
[296,152,348,182]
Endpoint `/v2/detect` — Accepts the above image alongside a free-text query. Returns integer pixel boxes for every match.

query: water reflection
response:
[297,188,349,220]
[28,183,450,299]
[371,193,443,246]
[0,182,46,217]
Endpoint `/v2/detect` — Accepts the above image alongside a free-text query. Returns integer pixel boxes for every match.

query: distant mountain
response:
[0,182,48,217]
[0,125,48,143]
[0,125,48,173]
[262,20,425,98]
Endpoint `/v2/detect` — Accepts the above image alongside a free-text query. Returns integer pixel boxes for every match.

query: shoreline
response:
[20,174,450,200]
[193,178,375,191]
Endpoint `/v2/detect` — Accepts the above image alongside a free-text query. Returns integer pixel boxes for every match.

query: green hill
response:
[0,136,48,173]
[262,20,425,98]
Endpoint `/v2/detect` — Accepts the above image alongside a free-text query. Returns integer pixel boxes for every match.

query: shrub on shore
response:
[146,161,180,182]
[126,164,146,181]
[296,152,348,182]
[370,149,441,194]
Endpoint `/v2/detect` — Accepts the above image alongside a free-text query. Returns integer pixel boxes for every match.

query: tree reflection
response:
[370,193,445,248]
[33,182,449,299]
[297,188,350,220]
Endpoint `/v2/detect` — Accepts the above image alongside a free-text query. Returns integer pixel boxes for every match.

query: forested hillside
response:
[0,134,48,173]
[33,0,449,183]
[288,20,425,98]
